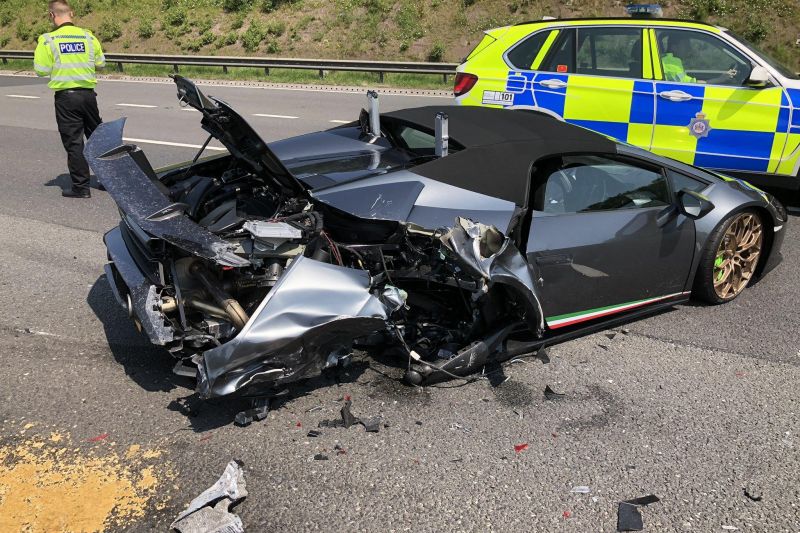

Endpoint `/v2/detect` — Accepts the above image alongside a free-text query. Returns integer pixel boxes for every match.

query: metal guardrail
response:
[0,50,459,83]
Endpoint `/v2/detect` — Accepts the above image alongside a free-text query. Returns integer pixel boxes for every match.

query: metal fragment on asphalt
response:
[544,385,565,400]
[616,495,660,532]
[171,460,247,533]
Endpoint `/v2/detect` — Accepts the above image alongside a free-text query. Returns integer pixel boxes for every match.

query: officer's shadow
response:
[45,173,105,192]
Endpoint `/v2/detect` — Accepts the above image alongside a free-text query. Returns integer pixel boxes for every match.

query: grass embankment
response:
[1,0,798,87]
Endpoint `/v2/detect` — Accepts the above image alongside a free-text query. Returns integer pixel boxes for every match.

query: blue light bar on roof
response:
[625,4,664,18]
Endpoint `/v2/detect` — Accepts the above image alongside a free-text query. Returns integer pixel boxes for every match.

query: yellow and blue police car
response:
[454,9,800,194]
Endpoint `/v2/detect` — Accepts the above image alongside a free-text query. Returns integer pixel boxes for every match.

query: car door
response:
[525,154,695,329]
[650,27,786,173]
[512,25,656,150]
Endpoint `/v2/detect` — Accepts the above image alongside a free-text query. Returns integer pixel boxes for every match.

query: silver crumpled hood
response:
[195,255,389,398]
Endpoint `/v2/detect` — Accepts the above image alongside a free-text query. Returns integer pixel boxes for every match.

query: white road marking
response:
[329,119,350,124]
[6,94,40,99]
[253,113,298,119]
[122,137,226,151]
[117,103,158,108]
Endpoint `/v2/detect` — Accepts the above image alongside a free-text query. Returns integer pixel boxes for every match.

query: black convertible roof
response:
[382,106,619,206]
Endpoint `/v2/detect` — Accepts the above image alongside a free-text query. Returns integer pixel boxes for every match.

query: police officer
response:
[34,0,106,198]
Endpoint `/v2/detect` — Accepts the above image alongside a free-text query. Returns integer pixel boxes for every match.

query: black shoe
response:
[62,189,91,198]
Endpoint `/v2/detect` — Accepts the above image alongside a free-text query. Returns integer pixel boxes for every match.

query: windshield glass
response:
[725,30,799,80]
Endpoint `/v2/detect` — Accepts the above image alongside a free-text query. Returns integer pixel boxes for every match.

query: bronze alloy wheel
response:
[713,212,763,300]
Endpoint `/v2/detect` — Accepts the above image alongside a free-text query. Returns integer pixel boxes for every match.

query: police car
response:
[454,8,800,194]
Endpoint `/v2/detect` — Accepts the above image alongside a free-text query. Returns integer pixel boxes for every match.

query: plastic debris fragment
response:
[617,494,660,532]
[544,385,565,400]
[570,486,591,494]
[234,398,269,427]
[307,430,321,438]
[743,487,762,502]
[171,460,247,533]
[313,454,329,461]
[514,443,528,453]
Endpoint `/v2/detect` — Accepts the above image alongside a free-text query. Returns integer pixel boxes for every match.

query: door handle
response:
[658,90,692,102]
[539,78,568,89]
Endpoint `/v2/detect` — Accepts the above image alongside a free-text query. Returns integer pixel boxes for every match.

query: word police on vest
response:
[59,42,86,54]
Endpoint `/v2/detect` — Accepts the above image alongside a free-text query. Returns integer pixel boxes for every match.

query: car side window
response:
[537,155,670,214]
[666,169,709,193]
[541,28,575,73]
[575,27,644,78]
[507,30,552,70]
[655,29,752,86]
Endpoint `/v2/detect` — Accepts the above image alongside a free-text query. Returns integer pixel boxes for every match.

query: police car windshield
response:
[725,30,799,80]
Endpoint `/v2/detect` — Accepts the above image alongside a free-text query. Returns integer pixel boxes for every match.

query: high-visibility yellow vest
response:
[661,53,696,84]
[34,23,106,91]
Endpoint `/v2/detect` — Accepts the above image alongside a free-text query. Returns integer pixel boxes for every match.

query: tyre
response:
[693,210,764,304]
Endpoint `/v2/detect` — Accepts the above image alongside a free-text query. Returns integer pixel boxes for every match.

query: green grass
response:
[0,58,451,89]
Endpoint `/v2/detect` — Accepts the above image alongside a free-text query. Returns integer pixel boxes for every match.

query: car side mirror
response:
[677,189,714,219]
[745,66,770,88]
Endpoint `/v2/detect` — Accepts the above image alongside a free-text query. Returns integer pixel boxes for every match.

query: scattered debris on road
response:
[743,487,763,502]
[544,385,565,400]
[318,399,381,432]
[171,460,247,533]
[514,443,528,453]
[87,433,109,442]
[313,454,329,461]
[234,398,270,427]
[307,430,321,438]
[616,494,660,532]
[570,486,591,494]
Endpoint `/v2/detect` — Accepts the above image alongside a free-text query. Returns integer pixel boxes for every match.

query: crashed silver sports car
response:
[91,76,787,399]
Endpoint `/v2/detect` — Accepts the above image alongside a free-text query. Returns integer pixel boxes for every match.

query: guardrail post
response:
[223,65,228,74]
[117,62,123,72]
[173,64,179,73]
[264,67,269,76]
[379,71,384,83]
[318,69,324,79]
[1,58,6,65]
[442,73,448,83]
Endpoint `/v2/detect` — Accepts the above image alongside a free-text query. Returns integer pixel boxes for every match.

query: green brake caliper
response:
[714,254,725,281]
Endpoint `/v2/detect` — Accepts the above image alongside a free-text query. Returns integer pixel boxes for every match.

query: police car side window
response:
[507,30,552,70]
[575,28,643,78]
[655,29,751,86]
[540,155,670,214]
[541,29,576,73]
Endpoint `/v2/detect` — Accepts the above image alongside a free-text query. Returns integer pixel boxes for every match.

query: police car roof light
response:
[625,4,663,18]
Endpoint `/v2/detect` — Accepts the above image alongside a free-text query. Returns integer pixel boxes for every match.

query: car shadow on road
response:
[87,274,189,395]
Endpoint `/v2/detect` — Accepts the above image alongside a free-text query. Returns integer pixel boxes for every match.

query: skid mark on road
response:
[0,423,173,533]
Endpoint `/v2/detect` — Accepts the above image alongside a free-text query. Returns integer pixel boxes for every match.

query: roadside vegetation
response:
[0,0,798,82]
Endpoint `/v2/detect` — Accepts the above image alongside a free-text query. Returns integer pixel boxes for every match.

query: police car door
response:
[526,26,655,150]
[650,28,785,174]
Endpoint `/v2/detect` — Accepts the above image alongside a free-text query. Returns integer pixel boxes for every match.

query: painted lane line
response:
[329,119,350,124]
[253,113,298,119]
[122,137,226,151]
[117,103,158,108]
[6,94,40,99]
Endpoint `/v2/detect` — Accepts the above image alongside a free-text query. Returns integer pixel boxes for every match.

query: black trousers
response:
[54,88,102,191]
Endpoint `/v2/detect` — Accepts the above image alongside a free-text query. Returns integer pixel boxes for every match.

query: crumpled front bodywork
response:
[195,255,389,398]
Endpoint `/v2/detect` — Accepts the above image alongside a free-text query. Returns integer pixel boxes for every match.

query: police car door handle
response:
[658,90,692,102]
[539,78,568,89]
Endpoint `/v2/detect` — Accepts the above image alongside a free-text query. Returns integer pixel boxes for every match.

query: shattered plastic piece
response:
[173,360,198,378]
[743,488,762,502]
[234,398,269,427]
[313,453,329,461]
[307,430,321,438]
[570,486,591,494]
[605,332,617,340]
[617,495,660,532]
[171,460,247,533]
[537,346,550,364]
[306,405,323,413]
[87,433,109,442]
[544,385,565,400]
[363,417,381,433]
[514,443,528,453]
[340,400,358,428]
[562,511,571,519]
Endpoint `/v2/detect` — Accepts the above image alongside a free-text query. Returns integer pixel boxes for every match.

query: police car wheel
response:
[693,209,764,304]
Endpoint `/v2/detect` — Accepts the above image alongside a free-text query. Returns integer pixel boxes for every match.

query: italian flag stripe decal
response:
[546,292,691,329]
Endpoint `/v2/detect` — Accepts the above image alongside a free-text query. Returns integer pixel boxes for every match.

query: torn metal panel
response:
[197,256,388,398]
[441,217,545,335]
[85,119,248,268]
[171,460,247,533]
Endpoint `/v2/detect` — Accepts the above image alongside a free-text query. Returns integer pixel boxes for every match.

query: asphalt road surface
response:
[0,73,798,532]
